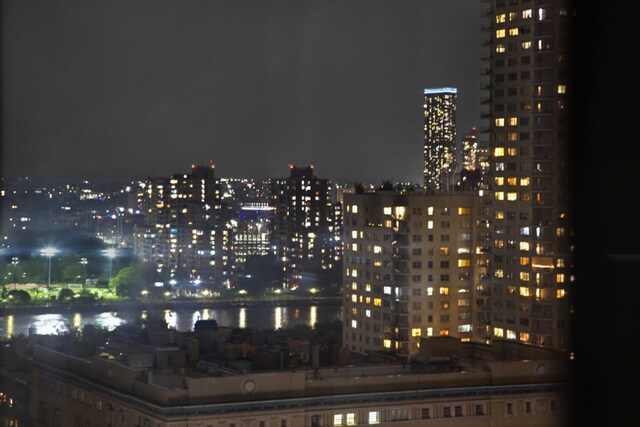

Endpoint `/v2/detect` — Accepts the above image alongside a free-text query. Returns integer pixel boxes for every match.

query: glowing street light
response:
[79,257,88,291]
[102,248,118,284]
[40,246,58,288]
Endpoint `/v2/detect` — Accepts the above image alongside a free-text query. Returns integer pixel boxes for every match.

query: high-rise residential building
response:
[233,202,273,266]
[133,164,233,289]
[270,165,340,289]
[482,0,574,350]
[342,191,490,354]
[423,87,457,191]
[460,127,481,171]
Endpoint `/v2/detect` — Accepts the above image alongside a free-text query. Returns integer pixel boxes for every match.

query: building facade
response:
[342,191,491,354]
[482,0,574,350]
[133,164,232,289]
[270,165,340,289]
[11,335,570,427]
[423,88,457,191]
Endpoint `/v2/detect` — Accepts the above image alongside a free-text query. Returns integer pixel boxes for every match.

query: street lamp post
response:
[80,257,88,291]
[40,246,58,288]
[102,248,117,285]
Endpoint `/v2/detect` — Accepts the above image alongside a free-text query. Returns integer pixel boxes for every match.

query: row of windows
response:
[347,205,471,216]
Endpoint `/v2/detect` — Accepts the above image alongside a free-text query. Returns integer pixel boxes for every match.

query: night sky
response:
[2,0,483,183]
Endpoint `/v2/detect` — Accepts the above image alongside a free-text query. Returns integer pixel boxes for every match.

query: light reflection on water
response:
[0,303,342,338]
[32,314,68,335]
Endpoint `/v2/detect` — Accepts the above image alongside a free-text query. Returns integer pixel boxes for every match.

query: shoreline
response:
[0,296,343,316]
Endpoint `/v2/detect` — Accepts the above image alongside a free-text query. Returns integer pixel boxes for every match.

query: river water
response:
[0,302,343,338]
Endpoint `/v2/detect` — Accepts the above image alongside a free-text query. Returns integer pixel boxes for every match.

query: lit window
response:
[507,192,517,201]
[458,324,471,333]
[346,413,356,426]
[383,207,392,215]
[509,12,517,21]
[520,272,530,281]
[334,414,343,426]
[520,177,530,186]
[508,117,518,126]
[458,259,470,267]
[522,9,532,19]
[557,274,565,283]
[557,289,566,298]
[496,44,506,53]
[368,411,380,425]
[508,132,518,141]
[412,328,421,337]
[373,298,382,307]
[351,294,357,303]
[507,177,517,186]
[521,41,532,49]
[520,286,530,297]
[496,13,506,23]
[383,339,392,348]
[440,287,449,295]
[427,287,434,296]
[494,327,504,337]
[351,205,358,213]
[427,206,434,215]
[508,27,519,36]
[520,257,530,265]
[494,192,505,201]
[427,220,433,229]
[494,177,504,186]
[496,29,506,38]
[494,147,505,156]
[520,241,530,251]
[351,282,358,290]
[365,309,371,317]
[351,320,357,329]
[495,118,505,127]
[537,8,546,20]
[458,207,470,215]
[507,147,517,156]
[383,286,391,294]
[506,330,516,340]
[557,258,565,268]
[520,332,530,341]
[351,230,358,239]
[558,85,567,94]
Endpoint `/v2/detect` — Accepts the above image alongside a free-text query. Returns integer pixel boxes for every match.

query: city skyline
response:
[2,0,483,183]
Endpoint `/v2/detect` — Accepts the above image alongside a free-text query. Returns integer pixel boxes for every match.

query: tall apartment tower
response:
[342,191,490,355]
[133,164,232,288]
[460,128,480,171]
[423,88,457,191]
[270,165,339,289]
[482,0,574,350]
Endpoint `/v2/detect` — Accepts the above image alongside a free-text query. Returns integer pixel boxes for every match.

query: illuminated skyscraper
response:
[423,88,457,191]
[482,0,574,350]
[342,191,491,354]
[133,164,232,289]
[460,128,480,171]
[270,165,340,289]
